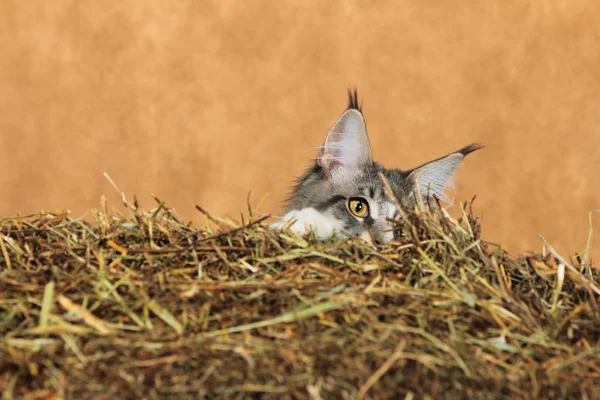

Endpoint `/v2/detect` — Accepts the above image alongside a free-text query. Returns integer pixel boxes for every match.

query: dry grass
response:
[0,192,599,399]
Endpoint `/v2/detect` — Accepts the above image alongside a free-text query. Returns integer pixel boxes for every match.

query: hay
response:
[0,195,599,399]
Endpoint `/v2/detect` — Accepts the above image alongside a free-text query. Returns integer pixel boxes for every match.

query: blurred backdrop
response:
[1,1,599,259]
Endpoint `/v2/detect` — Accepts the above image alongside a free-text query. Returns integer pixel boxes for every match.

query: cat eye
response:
[348,198,369,218]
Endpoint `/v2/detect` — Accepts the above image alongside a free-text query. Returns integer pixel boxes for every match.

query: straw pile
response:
[1,194,599,399]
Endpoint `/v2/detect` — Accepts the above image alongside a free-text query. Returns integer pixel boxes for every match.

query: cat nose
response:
[360,231,374,244]
[383,229,394,242]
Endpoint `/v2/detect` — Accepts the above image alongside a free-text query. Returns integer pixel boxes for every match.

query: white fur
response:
[272,203,398,243]
[369,200,379,219]
[383,203,396,242]
[271,208,346,240]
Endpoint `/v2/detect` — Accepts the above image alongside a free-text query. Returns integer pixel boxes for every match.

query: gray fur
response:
[277,90,482,242]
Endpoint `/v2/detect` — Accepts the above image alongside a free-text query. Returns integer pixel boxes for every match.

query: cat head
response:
[277,90,482,242]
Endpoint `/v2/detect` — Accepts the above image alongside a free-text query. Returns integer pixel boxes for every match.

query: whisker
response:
[251,209,273,218]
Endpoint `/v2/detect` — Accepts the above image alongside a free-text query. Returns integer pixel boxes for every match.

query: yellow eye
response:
[348,198,369,218]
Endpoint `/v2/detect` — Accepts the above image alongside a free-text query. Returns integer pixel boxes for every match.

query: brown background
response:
[1,1,599,260]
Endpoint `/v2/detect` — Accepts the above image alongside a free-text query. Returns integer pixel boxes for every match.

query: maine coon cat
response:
[271,90,482,242]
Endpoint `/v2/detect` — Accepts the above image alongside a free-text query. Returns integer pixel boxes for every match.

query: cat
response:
[271,89,482,243]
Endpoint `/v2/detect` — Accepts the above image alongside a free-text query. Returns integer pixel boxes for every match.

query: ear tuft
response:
[347,88,362,112]
[456,143,484,157]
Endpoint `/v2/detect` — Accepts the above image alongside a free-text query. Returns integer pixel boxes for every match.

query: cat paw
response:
[270,210,310,236]
[270,208,345,240]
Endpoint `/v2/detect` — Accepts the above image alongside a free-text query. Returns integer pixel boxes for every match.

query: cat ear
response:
[408,144,482,203]
[318,109,372,173]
